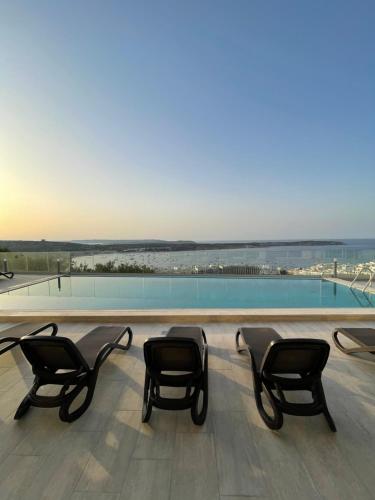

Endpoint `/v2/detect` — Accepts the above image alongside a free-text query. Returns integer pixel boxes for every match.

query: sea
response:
[72,239,375,272]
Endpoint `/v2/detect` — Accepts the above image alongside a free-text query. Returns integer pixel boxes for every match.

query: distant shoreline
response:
[0,239,344,253]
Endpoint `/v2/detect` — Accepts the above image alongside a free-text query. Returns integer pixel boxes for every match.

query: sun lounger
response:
[236,327,336,431]
[0,322,58,356]
[142,326,208,425]
[14,325,133,422]
[0,271,14,279]
[332,327,375,355]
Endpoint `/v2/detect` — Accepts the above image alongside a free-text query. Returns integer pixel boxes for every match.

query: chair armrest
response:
[0,323,58,356]
[94,342,117,372]
[29,323,58,336]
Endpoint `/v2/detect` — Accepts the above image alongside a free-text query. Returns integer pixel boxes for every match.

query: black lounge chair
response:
[0,323,58,356]
[15,325,133,422]
[142,326,208,425]
[236,327,336,431]
[0,271,14,279]
[332,327,375,355]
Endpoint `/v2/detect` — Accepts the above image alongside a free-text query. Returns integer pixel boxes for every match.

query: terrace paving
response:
[0,320,375,499]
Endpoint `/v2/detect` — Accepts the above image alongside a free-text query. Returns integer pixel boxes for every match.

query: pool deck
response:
[326,276,375,295]
[0,320,375,499]
[1,307,375,323]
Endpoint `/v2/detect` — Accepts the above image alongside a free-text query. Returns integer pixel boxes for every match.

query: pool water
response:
[0,276,373,310]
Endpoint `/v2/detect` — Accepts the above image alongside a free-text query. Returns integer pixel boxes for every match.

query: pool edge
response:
[1,308,375,323]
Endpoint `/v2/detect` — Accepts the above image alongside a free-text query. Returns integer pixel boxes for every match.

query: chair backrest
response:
[261,339,330,377]
[144,337,203,374]
[19,336,89,372]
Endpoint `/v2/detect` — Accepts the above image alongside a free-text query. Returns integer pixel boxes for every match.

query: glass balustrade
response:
[1,248,374,279]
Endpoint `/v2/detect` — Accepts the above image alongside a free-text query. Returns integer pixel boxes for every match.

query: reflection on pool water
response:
[0,276,374,310]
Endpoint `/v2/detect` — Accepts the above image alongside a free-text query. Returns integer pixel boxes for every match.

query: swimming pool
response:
[0,276,373,310]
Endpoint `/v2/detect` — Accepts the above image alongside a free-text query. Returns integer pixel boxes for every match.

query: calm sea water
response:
[73,239,375,272]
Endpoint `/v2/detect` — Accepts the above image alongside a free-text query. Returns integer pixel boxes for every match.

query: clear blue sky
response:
[1,0,374,240]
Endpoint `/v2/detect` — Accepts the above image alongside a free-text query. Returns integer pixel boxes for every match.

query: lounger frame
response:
[0,323,58,356]
[332,328,375,355]
[0,271,14,279]
[143,330,208,425]
[236,330,336,431]
[15,326,133,422]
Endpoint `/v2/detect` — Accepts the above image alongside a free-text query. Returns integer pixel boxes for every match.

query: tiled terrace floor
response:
[0,320,375,499]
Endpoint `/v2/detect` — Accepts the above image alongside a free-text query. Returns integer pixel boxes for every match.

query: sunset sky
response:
[1,1,374,241]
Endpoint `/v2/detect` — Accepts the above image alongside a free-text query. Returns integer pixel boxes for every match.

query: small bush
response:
[72,259,155,274]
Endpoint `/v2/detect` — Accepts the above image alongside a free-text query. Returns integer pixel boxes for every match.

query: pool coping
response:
[1,308,375,323]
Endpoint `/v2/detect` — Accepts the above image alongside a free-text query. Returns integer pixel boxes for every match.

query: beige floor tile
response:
[170,433,219,500]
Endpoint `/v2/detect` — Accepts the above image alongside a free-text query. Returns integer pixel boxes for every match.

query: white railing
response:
[350,266,374,292]
[363,272,374,292]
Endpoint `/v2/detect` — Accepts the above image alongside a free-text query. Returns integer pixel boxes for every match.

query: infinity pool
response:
[0,276,373,309]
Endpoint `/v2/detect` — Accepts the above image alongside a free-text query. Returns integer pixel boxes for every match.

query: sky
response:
[1,0,374,241]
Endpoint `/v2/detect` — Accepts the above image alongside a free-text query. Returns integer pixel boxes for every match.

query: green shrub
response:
[72,259,154,274]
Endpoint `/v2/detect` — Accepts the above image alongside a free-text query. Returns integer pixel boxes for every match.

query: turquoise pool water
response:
[0,276,373,309]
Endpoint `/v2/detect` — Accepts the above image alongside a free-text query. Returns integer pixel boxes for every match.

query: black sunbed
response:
[332,328,375,355]
[14,325,133,422]
[0,271,14,279]
[0,323,58,356]
[236,327,336,431]
[142,326,208,425]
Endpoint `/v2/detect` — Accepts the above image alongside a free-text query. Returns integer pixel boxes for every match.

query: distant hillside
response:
[71,239,177,245]
[0,239,195,252]
[0,239,344,253]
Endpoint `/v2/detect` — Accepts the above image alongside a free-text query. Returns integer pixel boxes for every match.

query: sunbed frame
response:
[15,325,133,422]
[236,327,336,431]
[142,327,208,425]
[0,271,14,279]
[0,323,58,356]
[332,328,375,355]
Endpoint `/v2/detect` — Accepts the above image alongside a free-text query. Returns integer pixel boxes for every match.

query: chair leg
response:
[142,373,153,423]
[191,350,208,425]
[253,377,283,430]
[59,374,97,423]
[316,381,336,432]
[14,394,32,420]
[332,330,350,355]
[235,330,247,353]
[201,329,207,344]
[14,378,41,420]
[323,406,337,432]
